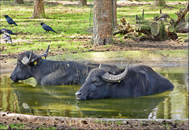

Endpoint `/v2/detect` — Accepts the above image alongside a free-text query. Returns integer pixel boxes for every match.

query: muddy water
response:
[0,65,188,119]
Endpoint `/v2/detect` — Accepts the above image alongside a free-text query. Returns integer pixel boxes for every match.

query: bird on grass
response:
[40,22,57,33]
[4,15,17,26]
[2,30,13,44]
[0,28,17,35]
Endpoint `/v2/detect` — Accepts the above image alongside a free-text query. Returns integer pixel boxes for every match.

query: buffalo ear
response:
[31,57,42,65]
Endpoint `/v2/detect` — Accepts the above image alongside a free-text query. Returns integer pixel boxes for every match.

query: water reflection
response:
[9,82,80,117]
[75,95,167,118]
[0,66,188,119]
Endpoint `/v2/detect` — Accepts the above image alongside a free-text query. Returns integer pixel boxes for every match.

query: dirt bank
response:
[0,111,188,129]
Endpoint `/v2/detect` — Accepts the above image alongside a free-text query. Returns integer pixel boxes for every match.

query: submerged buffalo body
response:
[75,64,174,100]
[10,46,119,85]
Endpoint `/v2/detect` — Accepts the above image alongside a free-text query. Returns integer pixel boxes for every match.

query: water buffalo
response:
[75,64,174,100]
[10,45,120,85]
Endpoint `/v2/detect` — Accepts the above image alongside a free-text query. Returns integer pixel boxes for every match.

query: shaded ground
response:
[0,111,188,129]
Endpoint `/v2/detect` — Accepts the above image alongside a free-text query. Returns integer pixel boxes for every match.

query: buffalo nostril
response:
[77,93,82,96]
[75,91,83,100]
[75,91,81,96]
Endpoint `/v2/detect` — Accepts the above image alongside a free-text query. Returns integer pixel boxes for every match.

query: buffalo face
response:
[10,51,33,82]
[10,46,50,82]
[75,68,107,100]
[75,65,129,100]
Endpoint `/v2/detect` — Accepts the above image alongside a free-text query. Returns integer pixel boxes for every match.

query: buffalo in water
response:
[75,64,174,100]
[10,45,120,85]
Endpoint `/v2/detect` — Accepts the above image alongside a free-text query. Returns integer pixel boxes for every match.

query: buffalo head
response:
[75,64,129,100]
[10,45,50,82]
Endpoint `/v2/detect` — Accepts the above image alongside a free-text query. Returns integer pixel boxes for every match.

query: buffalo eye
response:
[92,78,101,86]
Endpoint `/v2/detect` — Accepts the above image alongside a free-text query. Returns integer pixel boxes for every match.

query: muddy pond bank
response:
[0,111,188,129]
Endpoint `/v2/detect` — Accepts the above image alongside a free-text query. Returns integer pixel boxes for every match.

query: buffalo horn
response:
[21,51,33,65]
[43,45,50,58]
[102,64,129,83]
[31,45,50,62]
[99,63,102,68]
[41,45,50,59]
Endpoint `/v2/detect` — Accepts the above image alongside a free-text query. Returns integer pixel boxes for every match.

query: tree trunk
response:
[31,0,45,19]
[154,0,166,6]
[78,0,87,6]
[92,0,114,45]
[113,0,117,26]
[15,0,24,4]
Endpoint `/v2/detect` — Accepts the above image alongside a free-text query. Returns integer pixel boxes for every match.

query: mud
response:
[0,111,188,129]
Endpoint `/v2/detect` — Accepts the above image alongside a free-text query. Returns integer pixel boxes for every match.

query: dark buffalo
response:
[10,46,120,85]
[75,64,174,100]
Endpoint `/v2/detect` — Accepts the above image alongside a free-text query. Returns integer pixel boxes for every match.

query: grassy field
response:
[0,0,187,54]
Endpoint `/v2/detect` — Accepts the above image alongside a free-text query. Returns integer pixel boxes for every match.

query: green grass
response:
[0,123,57,130]
[0,124,7,129]
[0,123,26,129]
[0,0,187,54]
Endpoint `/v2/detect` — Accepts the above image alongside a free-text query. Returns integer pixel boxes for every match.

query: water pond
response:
[0,65,188,120]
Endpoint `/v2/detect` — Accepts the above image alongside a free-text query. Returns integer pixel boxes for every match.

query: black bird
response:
[40,22,56,33]
[4,15,17,26]
[2,30,13,44]
[0,28,17,35]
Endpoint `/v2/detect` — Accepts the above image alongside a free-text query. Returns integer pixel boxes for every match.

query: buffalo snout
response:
[10,73,18,82]
[75,91,86,100]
